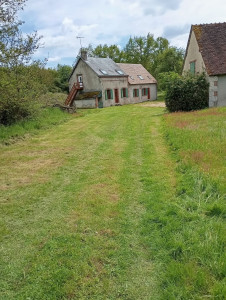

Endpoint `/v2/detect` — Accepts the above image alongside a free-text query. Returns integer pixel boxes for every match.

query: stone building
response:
[66,51,157,108]
[183,22,226,107]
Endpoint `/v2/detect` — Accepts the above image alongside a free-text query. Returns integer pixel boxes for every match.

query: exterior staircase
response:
[65,82,83,106]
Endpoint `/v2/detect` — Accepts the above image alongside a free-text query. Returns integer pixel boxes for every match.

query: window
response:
[133,89,139,97]
[100,69,108,75]
[190,61,196,75]
[142,88,148,96]
[214,81,218,86]
[121,88,128,98]
[105,89,113,100]
[214,91,218,97]
[130,76,134,80]
[77,75,83,83]
[116,70,124,75]
[138,75,144,80]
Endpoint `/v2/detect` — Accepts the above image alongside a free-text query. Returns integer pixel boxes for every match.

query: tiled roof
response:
[69,57,127,80]
[117,63,157,84]
[192,22,226,75]
[86,57,128,77]
[85,57,128,77]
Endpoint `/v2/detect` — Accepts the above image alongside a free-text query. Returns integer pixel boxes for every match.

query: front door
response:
[98,99,103,108]
[148,88,150,100]
[114,89,119,103]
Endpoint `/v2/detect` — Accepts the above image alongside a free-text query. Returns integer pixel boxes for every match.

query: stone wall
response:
[74,99,96,109]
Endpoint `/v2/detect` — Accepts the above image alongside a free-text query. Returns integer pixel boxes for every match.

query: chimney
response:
[81,50,87,61]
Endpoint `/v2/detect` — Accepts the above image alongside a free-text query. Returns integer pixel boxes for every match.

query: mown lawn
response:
[0,105,225,299]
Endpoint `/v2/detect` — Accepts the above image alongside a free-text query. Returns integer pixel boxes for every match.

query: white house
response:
[66,51,157,108]
[183,22,226,107]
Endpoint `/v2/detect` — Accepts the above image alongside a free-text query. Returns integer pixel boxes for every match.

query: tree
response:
[54,64,72,93]
[154,47,184,76]
[0,0,46,125]
[0,0,25,23]
[92,44,124,62]
[124,33,158,71]
[0,0,41,68]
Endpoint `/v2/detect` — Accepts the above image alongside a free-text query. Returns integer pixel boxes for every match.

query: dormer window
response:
[100,69,108,75]
[138,75,144,80]
[130,76,134,80]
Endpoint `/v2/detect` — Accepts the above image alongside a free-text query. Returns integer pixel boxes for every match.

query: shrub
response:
[165,73,209,112]
[158,71,181,91]
[0,96,40,125]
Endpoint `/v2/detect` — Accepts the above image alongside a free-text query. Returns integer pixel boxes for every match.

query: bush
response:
[0,97,39,125]
[165,73,209,112]
[158,71,181,91]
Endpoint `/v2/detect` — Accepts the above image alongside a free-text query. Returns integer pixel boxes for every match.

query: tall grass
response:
[0,108,72,144]
[164,107,226,192]
[147,107,226,298]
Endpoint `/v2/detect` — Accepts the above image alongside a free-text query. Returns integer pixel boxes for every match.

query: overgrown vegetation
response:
[165,73,209,112]
[158,107,226,297]
[53,64,72,93]
[0,0,44,124]
[0,106,72,144]
[0,1,72,126]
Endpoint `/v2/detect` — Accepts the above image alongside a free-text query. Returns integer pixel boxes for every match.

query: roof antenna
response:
[77,36,84,50]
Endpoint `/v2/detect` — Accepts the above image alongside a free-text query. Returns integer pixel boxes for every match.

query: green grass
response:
[157,91,166,102]
[164,107,226,192]
[0,108,72,144]
[0,105,225,299]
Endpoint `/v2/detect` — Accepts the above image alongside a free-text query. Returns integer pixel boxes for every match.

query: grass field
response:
[0,104,225,299]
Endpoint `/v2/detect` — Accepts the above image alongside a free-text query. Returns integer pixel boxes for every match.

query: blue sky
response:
[19,0,226,68]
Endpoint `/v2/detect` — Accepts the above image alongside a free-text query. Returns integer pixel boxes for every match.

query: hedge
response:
[165,73,209,112]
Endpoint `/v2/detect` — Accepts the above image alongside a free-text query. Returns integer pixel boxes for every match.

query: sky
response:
[19,0,226,68]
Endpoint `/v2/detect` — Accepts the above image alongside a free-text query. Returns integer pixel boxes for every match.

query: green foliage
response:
[38,92,68,107]
[0,0,49,125]
[0,106,72,143]
[54,64,72,92]
[154,47,185,77]
[92,44,124,62]
[0,0,26,23]
[123,34,157,70]
[158,71,181,91]
[165,73,209,112]
[0,61,60,124]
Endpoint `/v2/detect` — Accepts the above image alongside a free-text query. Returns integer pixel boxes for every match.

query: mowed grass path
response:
[0,105,225,299]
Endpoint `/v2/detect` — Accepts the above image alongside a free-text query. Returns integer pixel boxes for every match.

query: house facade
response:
[183,22,226,107]
[67,51,157,108]
[118,63,157,104]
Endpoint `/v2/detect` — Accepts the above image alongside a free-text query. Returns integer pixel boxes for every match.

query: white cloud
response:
[48,56,61,62]
[19,0,226,67]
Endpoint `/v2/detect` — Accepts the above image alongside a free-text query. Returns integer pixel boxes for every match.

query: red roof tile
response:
[117,63,157,84]
[192,22,226,75]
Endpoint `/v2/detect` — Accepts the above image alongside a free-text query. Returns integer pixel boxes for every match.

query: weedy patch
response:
[164,107,226,192]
